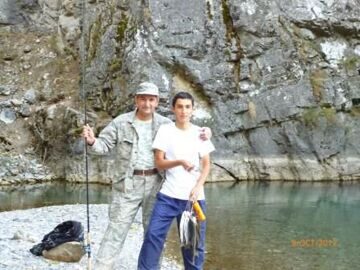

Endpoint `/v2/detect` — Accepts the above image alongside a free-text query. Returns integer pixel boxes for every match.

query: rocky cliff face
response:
[0,0,359,184]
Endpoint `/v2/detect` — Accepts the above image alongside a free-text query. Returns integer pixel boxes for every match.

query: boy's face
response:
[172,98,194,124]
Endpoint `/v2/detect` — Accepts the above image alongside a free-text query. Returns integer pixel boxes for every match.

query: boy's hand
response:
[180,160,195,172]
[189,183,202,202]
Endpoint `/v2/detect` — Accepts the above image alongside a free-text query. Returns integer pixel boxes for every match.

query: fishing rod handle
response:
[87,258,92,270]
[193,201,206,221]
[86,232,92,269]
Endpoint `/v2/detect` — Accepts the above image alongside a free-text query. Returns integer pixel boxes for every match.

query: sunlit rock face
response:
[0,0,359,183]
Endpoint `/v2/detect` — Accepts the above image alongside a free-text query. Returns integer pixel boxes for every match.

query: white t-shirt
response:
[152,122,215,200]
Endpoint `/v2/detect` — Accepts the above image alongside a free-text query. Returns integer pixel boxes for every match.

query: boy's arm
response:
[189,154,211,201]
[154,149,194,171]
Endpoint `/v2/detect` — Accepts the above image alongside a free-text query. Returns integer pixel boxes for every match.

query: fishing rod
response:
[81,0,91,268]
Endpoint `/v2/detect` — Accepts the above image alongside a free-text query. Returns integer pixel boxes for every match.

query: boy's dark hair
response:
[172,91,195,107]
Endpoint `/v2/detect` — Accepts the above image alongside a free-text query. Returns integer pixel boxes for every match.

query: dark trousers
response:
[138,192,207,270]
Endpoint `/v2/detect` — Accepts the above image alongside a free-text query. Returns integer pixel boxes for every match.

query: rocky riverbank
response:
[0,204,181,270]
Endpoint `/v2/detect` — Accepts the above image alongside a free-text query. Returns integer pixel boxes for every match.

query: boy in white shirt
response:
[137,92,215,270]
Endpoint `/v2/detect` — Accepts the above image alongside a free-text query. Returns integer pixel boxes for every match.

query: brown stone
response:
[42,241,85,262]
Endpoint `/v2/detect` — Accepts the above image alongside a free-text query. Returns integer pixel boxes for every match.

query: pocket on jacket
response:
[113,178,125,193]
[118,138,133,160]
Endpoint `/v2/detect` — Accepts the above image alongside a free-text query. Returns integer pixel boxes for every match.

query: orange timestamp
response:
[291,238,338,248]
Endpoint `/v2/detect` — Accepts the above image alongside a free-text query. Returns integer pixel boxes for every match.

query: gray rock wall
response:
[0,0,359,184]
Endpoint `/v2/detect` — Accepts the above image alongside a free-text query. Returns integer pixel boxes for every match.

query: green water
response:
[1,181,359,269]
[203,181,360,270]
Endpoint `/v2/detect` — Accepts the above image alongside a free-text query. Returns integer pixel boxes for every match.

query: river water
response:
[1,181,359,270]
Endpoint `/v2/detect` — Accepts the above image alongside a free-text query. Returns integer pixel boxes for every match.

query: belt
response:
[133,168,158,176]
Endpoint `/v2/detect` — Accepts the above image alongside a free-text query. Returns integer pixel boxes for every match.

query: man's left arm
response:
[199,127,212,141]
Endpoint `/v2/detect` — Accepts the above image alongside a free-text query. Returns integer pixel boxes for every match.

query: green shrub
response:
[302,108,319,127]
[302,107,337,127]
[341,56,359,71]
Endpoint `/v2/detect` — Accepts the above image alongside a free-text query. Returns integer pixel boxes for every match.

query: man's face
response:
[135,94,159,117]
[172,98,194,124]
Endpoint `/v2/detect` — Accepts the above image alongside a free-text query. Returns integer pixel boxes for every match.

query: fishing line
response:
[80,0,91,268]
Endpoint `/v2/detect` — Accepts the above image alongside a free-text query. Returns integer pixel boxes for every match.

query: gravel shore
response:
[0,204,182,270]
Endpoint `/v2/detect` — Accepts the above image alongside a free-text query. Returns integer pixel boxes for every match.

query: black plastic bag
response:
[30,220,84,256]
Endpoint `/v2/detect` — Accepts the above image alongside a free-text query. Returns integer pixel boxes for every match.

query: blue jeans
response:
[138,192,207,270]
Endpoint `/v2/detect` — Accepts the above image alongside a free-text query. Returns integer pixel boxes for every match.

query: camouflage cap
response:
[136,82,159,96]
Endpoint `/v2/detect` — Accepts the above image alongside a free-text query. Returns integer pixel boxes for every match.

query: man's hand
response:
[199,127,212,141]
[82,124,96,145]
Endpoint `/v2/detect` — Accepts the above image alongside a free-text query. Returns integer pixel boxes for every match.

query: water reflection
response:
[0,182,110,211]
[1,181,359,269]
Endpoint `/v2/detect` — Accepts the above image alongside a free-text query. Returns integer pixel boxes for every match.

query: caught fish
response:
[179,209,200,262]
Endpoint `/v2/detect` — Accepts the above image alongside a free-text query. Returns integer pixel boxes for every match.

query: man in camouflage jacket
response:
[83,82,209,269]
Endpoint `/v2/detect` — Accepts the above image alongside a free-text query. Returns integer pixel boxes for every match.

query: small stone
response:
[3,53,17,61]
[12,230,36,242]
[24,45,32,53]
[10,99,23,106]
[9,167,19,176]
[24,89,37,104]
[20,104,32,117]
[0,85,14,96]
[42,241,85,262]
[0,108,17,124]
[23,63,32,70]
[42,73,50,80]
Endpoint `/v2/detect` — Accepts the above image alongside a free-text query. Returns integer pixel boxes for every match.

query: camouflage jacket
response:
[90,110,171,182]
